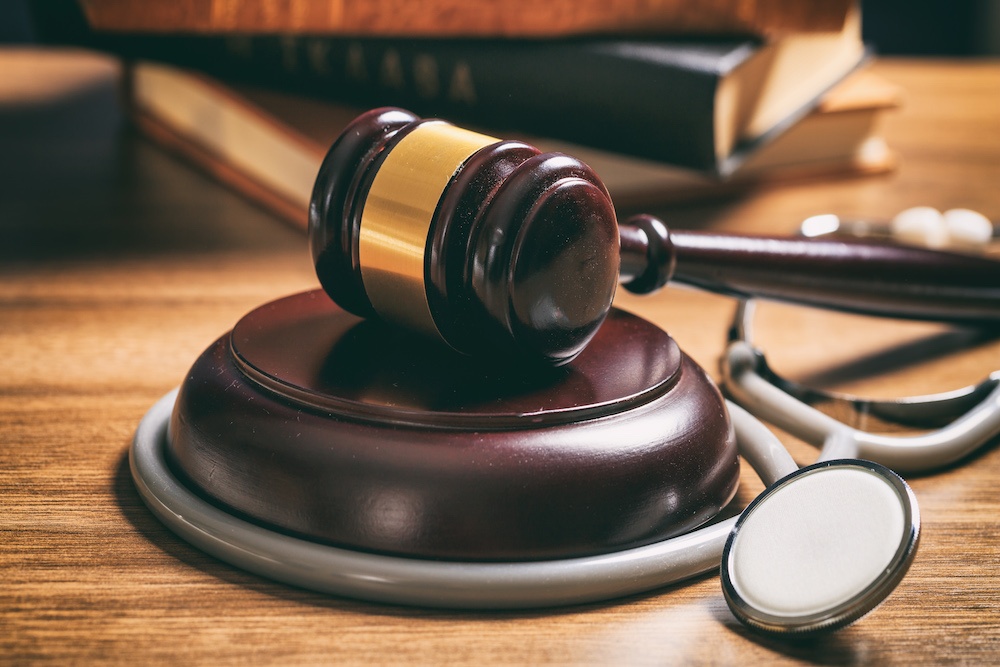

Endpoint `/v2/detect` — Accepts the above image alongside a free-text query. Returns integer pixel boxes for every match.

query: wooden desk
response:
[3,55,999,664]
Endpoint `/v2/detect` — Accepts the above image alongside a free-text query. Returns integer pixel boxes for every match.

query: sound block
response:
[168,290,739,561]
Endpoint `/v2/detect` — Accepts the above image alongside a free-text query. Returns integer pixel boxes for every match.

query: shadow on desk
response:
[0,49,301,264]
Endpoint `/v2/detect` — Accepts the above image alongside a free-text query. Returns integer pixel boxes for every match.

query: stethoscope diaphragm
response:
[721,459,919,635]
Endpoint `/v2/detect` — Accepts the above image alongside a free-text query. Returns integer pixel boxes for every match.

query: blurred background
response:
[2,0,997,262]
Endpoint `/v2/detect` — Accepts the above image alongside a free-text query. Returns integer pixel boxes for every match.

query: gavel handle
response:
[619,214,1000,324]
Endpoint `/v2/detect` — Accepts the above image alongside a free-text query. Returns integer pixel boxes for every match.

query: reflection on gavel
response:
[309,108,1000,365]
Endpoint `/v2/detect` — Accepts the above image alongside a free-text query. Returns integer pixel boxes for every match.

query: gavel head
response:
[309,108,620,366]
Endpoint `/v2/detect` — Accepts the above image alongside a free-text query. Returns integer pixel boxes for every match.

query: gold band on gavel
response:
[358,122,498,341]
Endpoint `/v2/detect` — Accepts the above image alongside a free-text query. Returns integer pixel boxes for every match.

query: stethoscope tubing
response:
[724,340,1000,472]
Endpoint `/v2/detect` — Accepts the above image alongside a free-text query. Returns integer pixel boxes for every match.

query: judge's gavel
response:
[309,108,1000,365]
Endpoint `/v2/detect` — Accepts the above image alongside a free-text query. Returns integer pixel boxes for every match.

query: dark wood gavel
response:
[309,108,1000,365]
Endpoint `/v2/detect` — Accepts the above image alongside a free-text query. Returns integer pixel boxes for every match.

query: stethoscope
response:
[131,299,1000,636]
[718,218,1000,631]
[130,151,1000,639]
[133,387,920,633]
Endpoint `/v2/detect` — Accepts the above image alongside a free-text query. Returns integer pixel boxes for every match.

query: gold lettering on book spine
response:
[358,122,497,341]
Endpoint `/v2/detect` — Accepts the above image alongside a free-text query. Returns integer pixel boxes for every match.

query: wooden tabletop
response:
[3,54,999,664]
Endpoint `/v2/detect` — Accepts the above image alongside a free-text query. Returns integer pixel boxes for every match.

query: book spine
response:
[98,35,729,171]
[79,0,852,37]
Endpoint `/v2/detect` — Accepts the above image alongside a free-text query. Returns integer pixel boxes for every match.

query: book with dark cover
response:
[33,5,864,174]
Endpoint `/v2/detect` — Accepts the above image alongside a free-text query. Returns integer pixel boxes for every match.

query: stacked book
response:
[46,0,896,228]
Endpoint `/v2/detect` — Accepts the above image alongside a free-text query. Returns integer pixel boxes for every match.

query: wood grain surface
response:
[3,54,1000,665]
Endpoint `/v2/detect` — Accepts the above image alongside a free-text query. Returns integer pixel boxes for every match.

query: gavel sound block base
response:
[167,290,739,561]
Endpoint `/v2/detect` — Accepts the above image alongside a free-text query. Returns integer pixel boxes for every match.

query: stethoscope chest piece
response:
[721,459,920,635]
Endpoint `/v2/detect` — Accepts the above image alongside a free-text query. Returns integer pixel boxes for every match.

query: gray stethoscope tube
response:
[723,300,1000,472]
